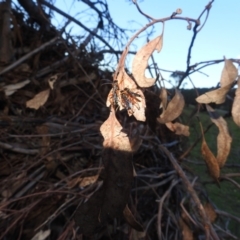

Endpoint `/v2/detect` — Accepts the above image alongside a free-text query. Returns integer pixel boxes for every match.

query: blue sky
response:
[53,0,239,88]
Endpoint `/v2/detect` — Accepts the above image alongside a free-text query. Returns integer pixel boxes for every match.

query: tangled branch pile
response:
[0,0,240,239]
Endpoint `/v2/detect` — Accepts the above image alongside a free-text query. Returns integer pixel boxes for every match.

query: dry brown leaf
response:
[67,175,99,188]
[179,218,193,240]
[220,59,238,87]
[200,122,220,182]
[26,89,50,110]
[132,33,163,87]
[159,87,167,110]
[157,89,185,123]
[195,83,233,104]
[204,202,217,223]
[206,105,232,168]
[165,122,190,136]
[100,110,132,151]
[232,79,240,127]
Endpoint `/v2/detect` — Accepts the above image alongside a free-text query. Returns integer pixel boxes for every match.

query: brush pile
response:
[0,1,239,239]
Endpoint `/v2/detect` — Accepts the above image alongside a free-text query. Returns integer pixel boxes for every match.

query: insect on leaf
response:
[132,31,163,87]
[232,78,240,127]
[206,105,232,168]
[157,89,185,123]
[195,82,233,104]
[199,122,220,183]
[26,89,50,110]
[220,59,238,87]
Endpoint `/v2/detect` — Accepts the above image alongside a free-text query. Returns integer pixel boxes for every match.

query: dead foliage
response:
[0,1,239,240]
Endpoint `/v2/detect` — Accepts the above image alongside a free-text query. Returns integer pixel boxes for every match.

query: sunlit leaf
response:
[200,122,220,183]
[157,89,185,123]
[206,105,232,168]
[220,59,238,87]
[195,83,232,104]
[232,78,240,127]
[100,110,132,151]
[132,33,163,87]
[165,122,190,136]
[26,89,50,110]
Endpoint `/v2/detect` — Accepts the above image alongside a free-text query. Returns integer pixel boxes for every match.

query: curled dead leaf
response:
[206,105,232,168]
[200,122,220,182]
[220,59,238,87]
[196,82,233,104]
[26,89,50,110]
[232,79,240,127]
[165,122,190,136]
[157,89,185,123]
[132,33,163,87]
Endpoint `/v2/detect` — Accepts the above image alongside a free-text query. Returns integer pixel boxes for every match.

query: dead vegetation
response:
[0,0,240,239]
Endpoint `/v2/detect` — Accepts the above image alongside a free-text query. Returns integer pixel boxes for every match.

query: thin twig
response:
[159,145,220,240]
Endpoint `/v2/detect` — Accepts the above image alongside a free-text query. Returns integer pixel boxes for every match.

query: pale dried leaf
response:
[132,34,163,87]
[206,105,232,168]
[232,79,240,126]
[165,122,190,136]
[4,79,30,96]
[220,59,238,87]
[157,89,185,123]
[31,230,51,240]
[100,110,132,151]
[79,175,99,187]
[159,87,167,110]
[200,123,220,182]
[196,83,233,104]
[117,68,137,90]
[204,202,217,223]
[67,176,100,188]
[26,89,50,110]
